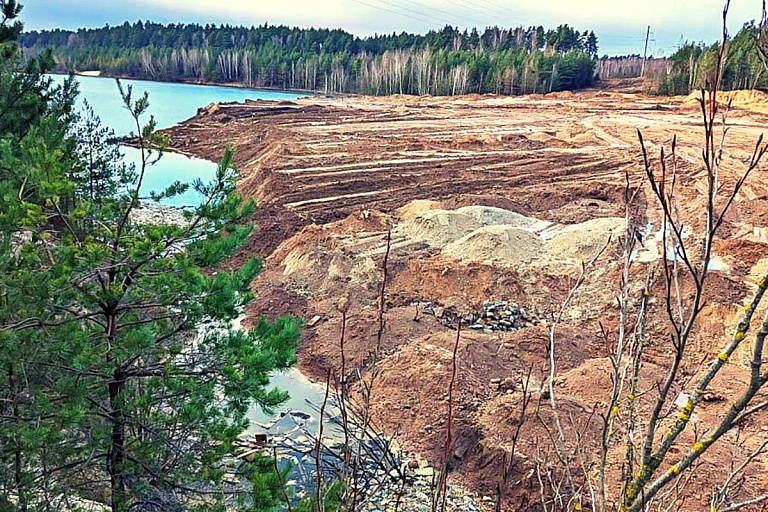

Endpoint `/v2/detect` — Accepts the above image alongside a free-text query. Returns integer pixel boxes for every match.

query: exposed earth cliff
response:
[159,90,768,510]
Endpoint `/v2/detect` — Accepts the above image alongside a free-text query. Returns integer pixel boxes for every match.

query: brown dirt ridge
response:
[161,90,768,511]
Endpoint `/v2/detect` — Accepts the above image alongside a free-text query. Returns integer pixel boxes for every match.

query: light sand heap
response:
[546,217,626,261]
[400,210,482,247]
[398,204,626,268]
[455,205,542,228]
[443,225,542,268]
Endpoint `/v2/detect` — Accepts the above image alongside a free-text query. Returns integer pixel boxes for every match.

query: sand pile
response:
[683,90,768,114]
[399,206,624,268]
[442,225,541,268]
[401,210,481,246]
[547,217,625,261]
[455,205,542,228]
[397,199,445,221]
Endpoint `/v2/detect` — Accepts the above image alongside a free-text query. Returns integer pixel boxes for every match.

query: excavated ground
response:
[160,89,768,511]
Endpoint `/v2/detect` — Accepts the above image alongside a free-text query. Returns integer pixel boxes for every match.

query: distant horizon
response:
[23,19,655,59]
[20,0,767,58]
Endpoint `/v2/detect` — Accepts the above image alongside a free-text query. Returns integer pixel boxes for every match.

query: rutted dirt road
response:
[161,90,768,510]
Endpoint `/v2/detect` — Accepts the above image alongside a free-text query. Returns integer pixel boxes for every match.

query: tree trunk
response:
[8,364,27,512]
[108,369,126,512]
[107,311,127,512]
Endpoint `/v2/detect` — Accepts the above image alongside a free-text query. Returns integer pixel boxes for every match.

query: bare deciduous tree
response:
[544,3,768,512]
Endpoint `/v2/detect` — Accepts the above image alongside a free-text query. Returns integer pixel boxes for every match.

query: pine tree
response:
[586,31,599,59]
[72,101,130,205]
[2,3,301,510]
[22,20,600,95]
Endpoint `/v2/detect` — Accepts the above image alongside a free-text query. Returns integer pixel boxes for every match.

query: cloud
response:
[22,0,765,56]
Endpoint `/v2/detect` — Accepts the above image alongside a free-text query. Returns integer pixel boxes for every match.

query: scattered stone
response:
[414,466,434,478]
[409,297,541,334]
[129,202,189,226]
[673,392,691,409]
[289,410,311,420]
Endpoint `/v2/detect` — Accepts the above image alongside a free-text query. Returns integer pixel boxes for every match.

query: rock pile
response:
[411,299,542,334]
[363,466,489,512]
[467,300,542,333]
[129,202,190,226]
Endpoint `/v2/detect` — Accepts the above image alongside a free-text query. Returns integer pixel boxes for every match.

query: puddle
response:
[248,368,333,427]
[244,368,401,503]
[707,255,729,272]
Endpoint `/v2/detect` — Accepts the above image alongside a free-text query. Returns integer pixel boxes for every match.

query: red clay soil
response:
[160,90,768,511]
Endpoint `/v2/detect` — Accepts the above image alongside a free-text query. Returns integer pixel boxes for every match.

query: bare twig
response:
[711,438,768,511]
[273,446,294,512]
[315,369,332,512]
[435,321,461,512]
[547,236,612,507]
[351,230,391,511]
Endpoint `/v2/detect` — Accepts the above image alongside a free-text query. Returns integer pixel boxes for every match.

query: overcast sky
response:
[23,0,766,56]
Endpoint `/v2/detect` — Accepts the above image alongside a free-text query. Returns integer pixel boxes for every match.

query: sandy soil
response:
[159,89,768,511]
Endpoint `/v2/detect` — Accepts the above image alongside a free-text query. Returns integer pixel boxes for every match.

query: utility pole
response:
[641,25,651,76]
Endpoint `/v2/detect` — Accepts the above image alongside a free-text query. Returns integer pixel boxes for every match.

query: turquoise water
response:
[50,74,304,206]
[53,76,326,434]
[54,75,331,455]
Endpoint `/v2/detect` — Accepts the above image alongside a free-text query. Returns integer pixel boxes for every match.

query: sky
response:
[23,0,767,56]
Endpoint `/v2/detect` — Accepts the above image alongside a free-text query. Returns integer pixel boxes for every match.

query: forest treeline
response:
[21,21,599,95]
[656,21,768,95]
[2,1,305,509]
[597,21,768,95]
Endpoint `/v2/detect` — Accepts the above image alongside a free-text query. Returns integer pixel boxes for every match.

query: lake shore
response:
[52,70,323,97]
[152,89,768,509]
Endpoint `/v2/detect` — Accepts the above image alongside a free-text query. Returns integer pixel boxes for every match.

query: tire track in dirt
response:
[157,91,768,264]
[156,92,768,508]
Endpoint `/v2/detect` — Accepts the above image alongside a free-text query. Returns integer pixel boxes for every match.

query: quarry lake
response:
[50,74,303,206]
[50,75,414,505]
[54,74,320,426]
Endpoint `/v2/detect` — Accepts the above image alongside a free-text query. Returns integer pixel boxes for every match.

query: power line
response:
[366,0,454,26]
[433,0,494,26]
[477,0,523,19]
[349,0,442,26]
[441,0,503,20]
[408,0,478,25]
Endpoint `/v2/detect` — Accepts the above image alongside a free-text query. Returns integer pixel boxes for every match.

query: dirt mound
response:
[442,225,541,268]
[270,209,391,275]
[390,255,525,310]
[160,91,768,511]
[397,199,445,221]
[400,210,481,247]
[455,205,542,228]
[683,89,768,113]
[547,217,625,261]
[401,207,623,269]
[557,128,603,145]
